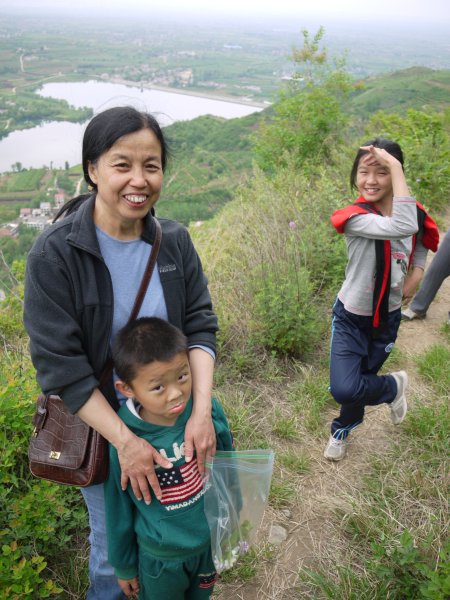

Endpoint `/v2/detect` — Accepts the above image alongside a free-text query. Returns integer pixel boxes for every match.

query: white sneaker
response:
[401,307,425,321]
[324,435,348,461]
[390,371,408,425]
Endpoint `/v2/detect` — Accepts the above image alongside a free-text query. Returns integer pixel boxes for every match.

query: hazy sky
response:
[6,0,450,24]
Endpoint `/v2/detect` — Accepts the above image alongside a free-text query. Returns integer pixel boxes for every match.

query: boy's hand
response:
[118,576,139,597]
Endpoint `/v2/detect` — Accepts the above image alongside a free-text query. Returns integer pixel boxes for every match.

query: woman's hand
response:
[117,433,173,504]
[76,389,172,503]
[184,411,216,476]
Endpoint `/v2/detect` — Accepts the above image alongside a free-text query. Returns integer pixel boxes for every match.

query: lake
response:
[0,80,265,173]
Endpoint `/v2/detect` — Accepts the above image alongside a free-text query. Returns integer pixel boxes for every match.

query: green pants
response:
[138,546,217,600]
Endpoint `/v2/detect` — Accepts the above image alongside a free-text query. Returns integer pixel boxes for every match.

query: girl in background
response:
[325,138,439,461]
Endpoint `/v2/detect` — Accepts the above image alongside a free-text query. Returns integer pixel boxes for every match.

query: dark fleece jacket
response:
[23,194,217,414]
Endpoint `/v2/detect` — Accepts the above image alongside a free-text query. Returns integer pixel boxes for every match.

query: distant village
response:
[0,189,67,239]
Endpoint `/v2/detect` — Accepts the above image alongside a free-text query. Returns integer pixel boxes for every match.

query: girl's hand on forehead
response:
[360,145,402,170]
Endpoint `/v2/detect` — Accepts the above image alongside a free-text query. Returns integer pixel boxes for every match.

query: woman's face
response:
[88,128,164,238]
[356,154,393,206]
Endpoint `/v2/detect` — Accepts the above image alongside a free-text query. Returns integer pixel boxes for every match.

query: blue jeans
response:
[81,484,126,600]
[329,299,401,438]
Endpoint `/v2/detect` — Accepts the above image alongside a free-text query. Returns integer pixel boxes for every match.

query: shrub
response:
[251,253,324,357]
[0,291,88,598]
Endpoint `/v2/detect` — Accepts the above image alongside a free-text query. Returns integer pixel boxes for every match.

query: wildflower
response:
[289,221,297,230]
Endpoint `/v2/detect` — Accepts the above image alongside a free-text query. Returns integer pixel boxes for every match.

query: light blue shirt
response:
[96,227,168,342]
[96,226,215,358]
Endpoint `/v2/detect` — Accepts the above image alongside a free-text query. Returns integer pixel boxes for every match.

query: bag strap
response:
[129,218,162,322]
[98,218,162,387]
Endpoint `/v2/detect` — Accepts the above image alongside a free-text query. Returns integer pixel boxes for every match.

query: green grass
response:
[288,365,333,435]
[277,450,310,474]
[219,544,275,584]
[271,411,299,440]
[269,478,297,509]
[416,343,450,395]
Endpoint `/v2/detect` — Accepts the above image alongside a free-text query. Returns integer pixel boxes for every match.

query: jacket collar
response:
[66,194,157,255]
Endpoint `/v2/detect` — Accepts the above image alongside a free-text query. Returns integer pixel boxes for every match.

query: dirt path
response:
[215,216,450,600]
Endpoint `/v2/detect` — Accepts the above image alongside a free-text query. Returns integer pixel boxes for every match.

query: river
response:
[0,80,265,173]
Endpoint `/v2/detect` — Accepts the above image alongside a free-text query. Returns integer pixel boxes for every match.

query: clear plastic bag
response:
[203,449,274,572]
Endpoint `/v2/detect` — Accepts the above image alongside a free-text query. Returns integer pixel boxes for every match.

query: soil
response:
[214,213,450,600]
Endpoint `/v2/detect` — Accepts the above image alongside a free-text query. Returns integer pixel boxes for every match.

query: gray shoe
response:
[390,371,408,425]
[401,307,425,321]
[324,435,348,461]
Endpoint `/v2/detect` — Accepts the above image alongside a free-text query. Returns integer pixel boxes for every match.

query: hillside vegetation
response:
[157,112,260,224]
[350,66,450,116]
[0,29,449,599]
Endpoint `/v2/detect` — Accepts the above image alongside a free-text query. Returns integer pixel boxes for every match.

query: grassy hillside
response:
[349,66,450,115]
[157,112,261,223]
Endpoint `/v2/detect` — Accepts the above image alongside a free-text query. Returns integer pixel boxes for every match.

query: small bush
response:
[0,299,88,598]
[252,265,324,358]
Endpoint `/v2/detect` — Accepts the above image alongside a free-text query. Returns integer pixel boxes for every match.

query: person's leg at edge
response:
[409,228,450,317]
[81,484,126,600]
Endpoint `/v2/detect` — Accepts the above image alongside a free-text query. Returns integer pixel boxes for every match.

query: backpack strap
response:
[353,202,391,331]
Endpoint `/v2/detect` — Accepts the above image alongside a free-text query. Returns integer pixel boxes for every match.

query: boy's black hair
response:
[112,317,188,384]
[350,137,405,190]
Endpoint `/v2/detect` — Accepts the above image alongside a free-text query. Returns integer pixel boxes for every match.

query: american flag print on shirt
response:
[156,461,204,505]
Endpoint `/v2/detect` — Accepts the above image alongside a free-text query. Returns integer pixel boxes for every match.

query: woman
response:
[23,106,218,598]
[325,139,438,462]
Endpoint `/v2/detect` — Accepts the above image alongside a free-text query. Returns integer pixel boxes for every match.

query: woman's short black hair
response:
[112,317,188,385]
[350,137,404,190]
[82,106,169,189]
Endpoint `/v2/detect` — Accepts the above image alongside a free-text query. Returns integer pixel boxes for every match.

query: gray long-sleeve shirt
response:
[337,196,426,316]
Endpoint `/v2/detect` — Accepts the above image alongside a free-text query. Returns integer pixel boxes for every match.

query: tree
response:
[252,28,352,175]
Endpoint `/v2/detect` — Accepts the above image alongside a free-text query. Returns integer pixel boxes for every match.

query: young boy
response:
[105,317,234,599]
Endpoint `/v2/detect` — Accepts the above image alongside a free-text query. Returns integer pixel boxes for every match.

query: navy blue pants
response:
[329,299,401,439]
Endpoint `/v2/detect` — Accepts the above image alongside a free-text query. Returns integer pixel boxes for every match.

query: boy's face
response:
[116,351,192,426]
